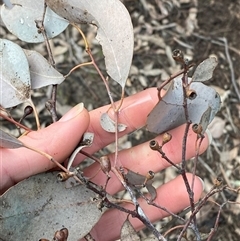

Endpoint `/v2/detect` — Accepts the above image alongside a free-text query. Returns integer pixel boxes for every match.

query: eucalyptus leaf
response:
[121,219,141,241]
[23,49,65,89]
[0,38,31,108]
[124,170,157,202]
[100,112,127,133]
[67,132,94,170]
[2,0,13,9]
[0,172,102,241]
[147,75,221,134]
[1,0,69,43]
[0,129,24,149]
[197,106,212,135]
[192,57,218,82]
[45,0,134,88]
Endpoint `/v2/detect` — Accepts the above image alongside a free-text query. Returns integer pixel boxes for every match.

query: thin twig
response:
[206,201,228,241]
[180,68,199,238]
[191,136,205,192]
[0,112,32,132]
[113,111,120,167]
[177,186,226,241]
[28,98,40,130]
[164,225,185,238]
[150,202,185,222]
[157,64,194,101]
[192,33,240,57]
[113,87,125,167]
[35,2,58,122]
[64,62,93,78]
[220,37,240,102]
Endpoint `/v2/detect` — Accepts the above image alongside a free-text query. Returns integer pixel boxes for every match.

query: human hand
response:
[0,88,209,240]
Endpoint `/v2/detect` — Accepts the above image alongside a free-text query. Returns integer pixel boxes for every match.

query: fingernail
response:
[113,89,158,130]
[59,103,84,122]
[205,128,212,145]
[197,176,205,191]
[122,90,158,112]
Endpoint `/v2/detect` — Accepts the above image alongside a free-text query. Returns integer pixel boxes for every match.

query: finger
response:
[82,124,209,194]
[0,103,89,193]
[85,87,159,155]
[88,174,204,241]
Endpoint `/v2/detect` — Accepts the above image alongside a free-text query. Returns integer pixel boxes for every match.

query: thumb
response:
[1,103,90,193]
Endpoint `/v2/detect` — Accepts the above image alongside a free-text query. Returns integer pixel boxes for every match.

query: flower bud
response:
[100,156,111,175]
[162,132,172,145]
[213,177,223,187]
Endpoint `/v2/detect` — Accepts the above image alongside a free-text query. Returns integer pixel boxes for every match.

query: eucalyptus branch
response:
[149,139,181,170]
[35,3,58,123]
[177,185,227,241]
[0,111,32,132]
[157,63,194,101]
[206,201,228,241]
[70,23,125,169]
[191,136,205,192]
[180,73,198,236]
[149,202,185,222]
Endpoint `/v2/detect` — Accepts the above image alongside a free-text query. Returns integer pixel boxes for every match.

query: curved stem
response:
[64,62,93,78]
[71,23,90,51]
[27,98,40,130]
[115,87,125,112]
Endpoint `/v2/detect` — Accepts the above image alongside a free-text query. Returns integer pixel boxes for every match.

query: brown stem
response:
[0,112,32,132]
[157,63,194,101]
[177,186,226,241]
[35,3,58,122]
[191,136,205,192]
[206,201,227,241]
[50,85,58,122]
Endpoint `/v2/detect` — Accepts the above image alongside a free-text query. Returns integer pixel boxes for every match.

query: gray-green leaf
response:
[1,0,68,43]
[46,0,134,88]
[147,75,221,134]
[0,129,24,149]
[0,38,31,108]
[0,172,102,240]
[192,57,218,82]
[23,49,65,89]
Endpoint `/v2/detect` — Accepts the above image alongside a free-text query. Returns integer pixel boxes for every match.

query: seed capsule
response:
[213,177,223,187]
[186,89,197,100]
[24,105,33,116]
[149,140,160,150]
[143,171,155,186]
[53,228,68,241]
[57,172,72,182]
[172,49,184,63]
[192,123,203,135]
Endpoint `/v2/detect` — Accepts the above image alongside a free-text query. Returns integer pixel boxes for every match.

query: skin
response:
[0,88,209,240]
